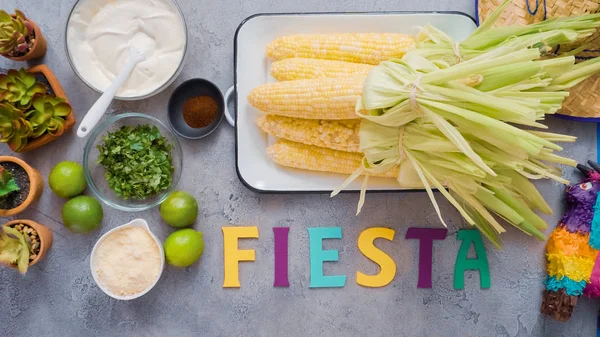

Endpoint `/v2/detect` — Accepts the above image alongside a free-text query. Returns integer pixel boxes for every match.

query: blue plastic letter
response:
[308,227,346,288]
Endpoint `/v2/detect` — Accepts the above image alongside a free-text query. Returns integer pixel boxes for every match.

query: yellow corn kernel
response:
[270,58,374,81]
[248,76,364,120]
[266,33,414,65]
[257,115,361,152]
[267,140,397,178]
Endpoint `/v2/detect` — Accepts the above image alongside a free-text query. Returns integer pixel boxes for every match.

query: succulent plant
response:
[0,68,47,109]
[0,225,29,274]
[0,102,32,152]
[0,10,33,56]
[0,166,19,198]
[26,94,71,138]
[0,66,72,152]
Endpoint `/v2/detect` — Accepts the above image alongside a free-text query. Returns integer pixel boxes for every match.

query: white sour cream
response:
[67,0,186,97]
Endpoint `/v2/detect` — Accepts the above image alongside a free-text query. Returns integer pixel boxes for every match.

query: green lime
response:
[62,195,103,233]
[160,191,198,228]
[164,229,204,267]
[49,161,86,198]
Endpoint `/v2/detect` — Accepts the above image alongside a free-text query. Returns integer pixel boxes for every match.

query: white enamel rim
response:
[89,219,165,301]
[224,85,235,127]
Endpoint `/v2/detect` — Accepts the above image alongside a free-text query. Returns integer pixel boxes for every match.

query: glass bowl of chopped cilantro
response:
[83,113,183,211]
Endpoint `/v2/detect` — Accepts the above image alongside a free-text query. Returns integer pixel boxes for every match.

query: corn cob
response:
[266,33,414,65]
[257,115,361,152]
[267,140,398,178]
[271,58,374,81]
[248,76,364,119]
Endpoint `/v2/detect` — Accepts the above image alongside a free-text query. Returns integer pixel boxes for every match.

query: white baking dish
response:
[234,12,477,193]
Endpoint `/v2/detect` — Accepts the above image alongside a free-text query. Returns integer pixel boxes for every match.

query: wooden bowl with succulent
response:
[0,66,75,152]
[0,9,46,61]
[0,156,43,216]
[0,219,53,274]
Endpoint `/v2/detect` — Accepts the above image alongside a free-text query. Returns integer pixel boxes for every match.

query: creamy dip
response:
[66,0,186,97]
[93,227,162,297]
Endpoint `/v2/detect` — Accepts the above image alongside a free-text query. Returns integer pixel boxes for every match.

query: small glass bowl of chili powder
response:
[167,78,224,139]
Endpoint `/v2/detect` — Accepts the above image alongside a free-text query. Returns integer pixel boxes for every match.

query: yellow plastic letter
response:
[222,226,259,288]
[356,227,396,287]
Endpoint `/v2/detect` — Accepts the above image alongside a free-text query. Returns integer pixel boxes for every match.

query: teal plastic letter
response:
[454,229,491,289]
[308,227,346,288]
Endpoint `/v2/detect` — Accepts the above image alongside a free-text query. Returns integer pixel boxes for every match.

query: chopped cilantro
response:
[97,124,174,200]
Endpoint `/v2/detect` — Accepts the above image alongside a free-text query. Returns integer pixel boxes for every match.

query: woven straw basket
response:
[477,0,600,121]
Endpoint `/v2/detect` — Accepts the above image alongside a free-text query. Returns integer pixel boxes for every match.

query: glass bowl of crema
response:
[64,0,188,100]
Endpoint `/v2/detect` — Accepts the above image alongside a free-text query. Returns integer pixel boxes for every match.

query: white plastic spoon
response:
[77,46,146,138]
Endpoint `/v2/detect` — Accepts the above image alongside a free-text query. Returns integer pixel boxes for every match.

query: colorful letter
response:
[454,229,491,289]
[222,226,259,288]
[405,227,448,288]
[273,227,290,287]
[356,227,396,288]
[308,227,346,288]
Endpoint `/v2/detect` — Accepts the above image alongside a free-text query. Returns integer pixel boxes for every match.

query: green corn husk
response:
[333,0,600,248]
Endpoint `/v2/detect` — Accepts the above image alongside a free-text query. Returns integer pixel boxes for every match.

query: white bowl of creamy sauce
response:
[66,0,187,99]
[90,219,164,300]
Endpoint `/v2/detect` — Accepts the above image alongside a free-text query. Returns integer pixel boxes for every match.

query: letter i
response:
[273,227,290,287]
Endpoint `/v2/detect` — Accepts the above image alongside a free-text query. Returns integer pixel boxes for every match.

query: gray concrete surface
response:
[0,0,598,336]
